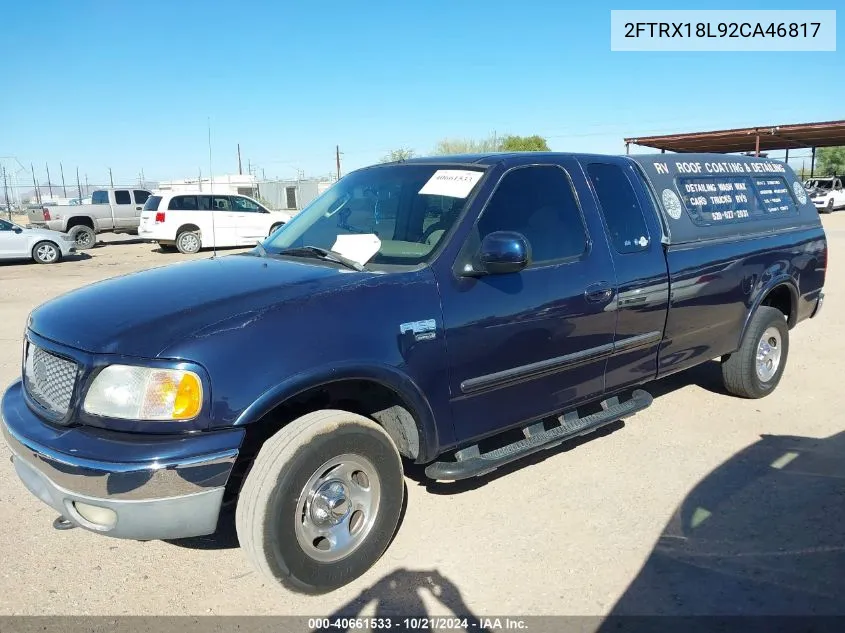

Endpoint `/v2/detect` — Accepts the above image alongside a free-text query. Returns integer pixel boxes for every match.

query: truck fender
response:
[65,215,97,231]
[233,361,439,463]
[736,274,798,349]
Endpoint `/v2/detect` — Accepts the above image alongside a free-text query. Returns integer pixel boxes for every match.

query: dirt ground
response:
[0,215,843,617]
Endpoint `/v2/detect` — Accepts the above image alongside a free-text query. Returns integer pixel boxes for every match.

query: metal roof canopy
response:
[625,119,845,177]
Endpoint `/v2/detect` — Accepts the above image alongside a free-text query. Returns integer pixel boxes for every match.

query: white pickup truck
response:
[804,177,845,213]
[27,188,152,249]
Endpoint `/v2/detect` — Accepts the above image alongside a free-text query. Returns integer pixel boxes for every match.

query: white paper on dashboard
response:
[331,234,382,266]
[418,170,484,198]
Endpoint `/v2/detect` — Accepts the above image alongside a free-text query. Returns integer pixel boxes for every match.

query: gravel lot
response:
[1,216,843,617]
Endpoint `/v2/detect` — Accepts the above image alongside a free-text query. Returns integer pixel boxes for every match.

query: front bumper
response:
[1,380,242,540]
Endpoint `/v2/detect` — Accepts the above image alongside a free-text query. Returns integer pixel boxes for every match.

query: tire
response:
[176,230,201,254]
[69,225,96,250]
[722,306,789,399]
[235,410,404,594]
[826,199,835,214]
[32,241,61,264]
[269,223,283,236]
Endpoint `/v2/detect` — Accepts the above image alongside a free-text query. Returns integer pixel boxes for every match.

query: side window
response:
[198,196,212,210]
[285,187,297,209]
[114,190,131,205]
[133,190,150,204]
[0,219,12,231]
[586,163,650,253]
[232,196,261,212]
[212,196,231,211]
[477,165,586,264]
[168,195,198,210]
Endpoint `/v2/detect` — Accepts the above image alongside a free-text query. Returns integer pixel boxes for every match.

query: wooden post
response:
[810,147,816,177]
[755,134,760,157]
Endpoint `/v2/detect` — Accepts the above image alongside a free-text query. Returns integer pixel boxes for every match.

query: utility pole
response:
[76,167,82,202]
[198,168,202,191]
[261,167,266,180]
[109,168,114,189]
[2,167,11,220]
[237,143,243,175]
[60,162,67,196]
[31,163,41,205]
[247,158,251,176]
[85,174,89,194]
[46,163,53,197]
[336,145,342,180]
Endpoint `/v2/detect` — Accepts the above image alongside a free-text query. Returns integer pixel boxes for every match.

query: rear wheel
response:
[32,241,61,264]
[269,223,283,236]
[69,225,96,250]
[722,306,789,399]
[176,230,201,254]
[235,410,404,594]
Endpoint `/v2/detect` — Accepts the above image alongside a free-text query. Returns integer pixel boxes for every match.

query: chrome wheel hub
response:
[756,326,782,382]
[36,245,57,262]
[294,454,380,563]
[181,234,199,251]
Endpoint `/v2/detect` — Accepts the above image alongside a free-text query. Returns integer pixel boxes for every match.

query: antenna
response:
[208,117,218,259]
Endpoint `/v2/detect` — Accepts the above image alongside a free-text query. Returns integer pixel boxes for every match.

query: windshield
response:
[807,179,833,189]
[264,164,485,267]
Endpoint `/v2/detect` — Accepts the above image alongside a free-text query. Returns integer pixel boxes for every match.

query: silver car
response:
[0,218,77,264]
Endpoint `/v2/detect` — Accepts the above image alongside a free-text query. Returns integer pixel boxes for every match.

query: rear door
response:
[439,161,619,444]
[111,189,134,229]
[583,159,670,392]
[230,195,272,244]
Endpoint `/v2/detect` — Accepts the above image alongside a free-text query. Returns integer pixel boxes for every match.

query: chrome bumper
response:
[1,385,240,540]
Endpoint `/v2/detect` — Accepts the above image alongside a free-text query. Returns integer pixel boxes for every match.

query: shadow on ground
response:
[600,430,845,619]
[320,568,491,632]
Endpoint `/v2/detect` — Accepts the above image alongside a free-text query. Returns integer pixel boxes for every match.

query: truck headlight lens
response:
[83,365,203,420]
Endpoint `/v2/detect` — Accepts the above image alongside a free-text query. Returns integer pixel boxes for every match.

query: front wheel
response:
[722,306,789,399]
[32,241,61,264]
[827,199,835,214]
[235,410,404,594]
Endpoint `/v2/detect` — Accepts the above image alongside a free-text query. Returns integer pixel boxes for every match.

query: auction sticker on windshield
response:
[332,234,381,266]
[419,170,484,198]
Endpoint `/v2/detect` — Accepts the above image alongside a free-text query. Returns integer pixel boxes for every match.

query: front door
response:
[439,163,618,444]
[0,219,27,258]
[231,195,271,244]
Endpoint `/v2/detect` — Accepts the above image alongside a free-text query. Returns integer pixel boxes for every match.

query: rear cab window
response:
[134,190,151,205]
[91,191,109,205]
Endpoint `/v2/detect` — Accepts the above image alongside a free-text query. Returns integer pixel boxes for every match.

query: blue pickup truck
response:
[1,152,827,594]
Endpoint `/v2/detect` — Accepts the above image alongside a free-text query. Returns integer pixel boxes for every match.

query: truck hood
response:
[28,254,360,357]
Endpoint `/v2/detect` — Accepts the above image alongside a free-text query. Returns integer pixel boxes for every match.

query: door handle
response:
[585,282,613,303]
[135,206,142,211]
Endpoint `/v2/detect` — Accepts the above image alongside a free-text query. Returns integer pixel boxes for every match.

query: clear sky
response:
[1,0,841,187]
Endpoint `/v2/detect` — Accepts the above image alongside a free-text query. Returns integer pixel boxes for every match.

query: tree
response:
[380,148,416,163]
[498,134,551,152]
[817,147,845,176]
[431,136,500,155]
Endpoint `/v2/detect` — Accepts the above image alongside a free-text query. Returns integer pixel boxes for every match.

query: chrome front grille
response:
[23,343,78,419]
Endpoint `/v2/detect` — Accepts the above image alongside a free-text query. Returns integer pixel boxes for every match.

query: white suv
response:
[139,192,291,253]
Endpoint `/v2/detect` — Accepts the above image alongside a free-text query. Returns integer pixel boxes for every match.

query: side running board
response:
[425,389,653,482]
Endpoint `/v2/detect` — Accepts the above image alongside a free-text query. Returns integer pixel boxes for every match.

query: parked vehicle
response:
[27,188,152,249]
[0,218,76,264]
[803,176,845,213]
[137,192,291,254]
[1,153,826,594]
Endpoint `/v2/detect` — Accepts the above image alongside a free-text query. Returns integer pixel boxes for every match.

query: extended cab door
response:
[582,159,670,392]
[439,162,618,444]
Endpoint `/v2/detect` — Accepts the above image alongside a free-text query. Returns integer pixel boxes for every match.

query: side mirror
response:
[13,227,23,234]
[477,231,530,275]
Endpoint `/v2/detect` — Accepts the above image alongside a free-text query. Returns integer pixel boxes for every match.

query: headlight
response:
[83,365,203,420]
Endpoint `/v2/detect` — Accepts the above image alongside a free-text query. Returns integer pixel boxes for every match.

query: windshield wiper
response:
[277,246,366,272]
